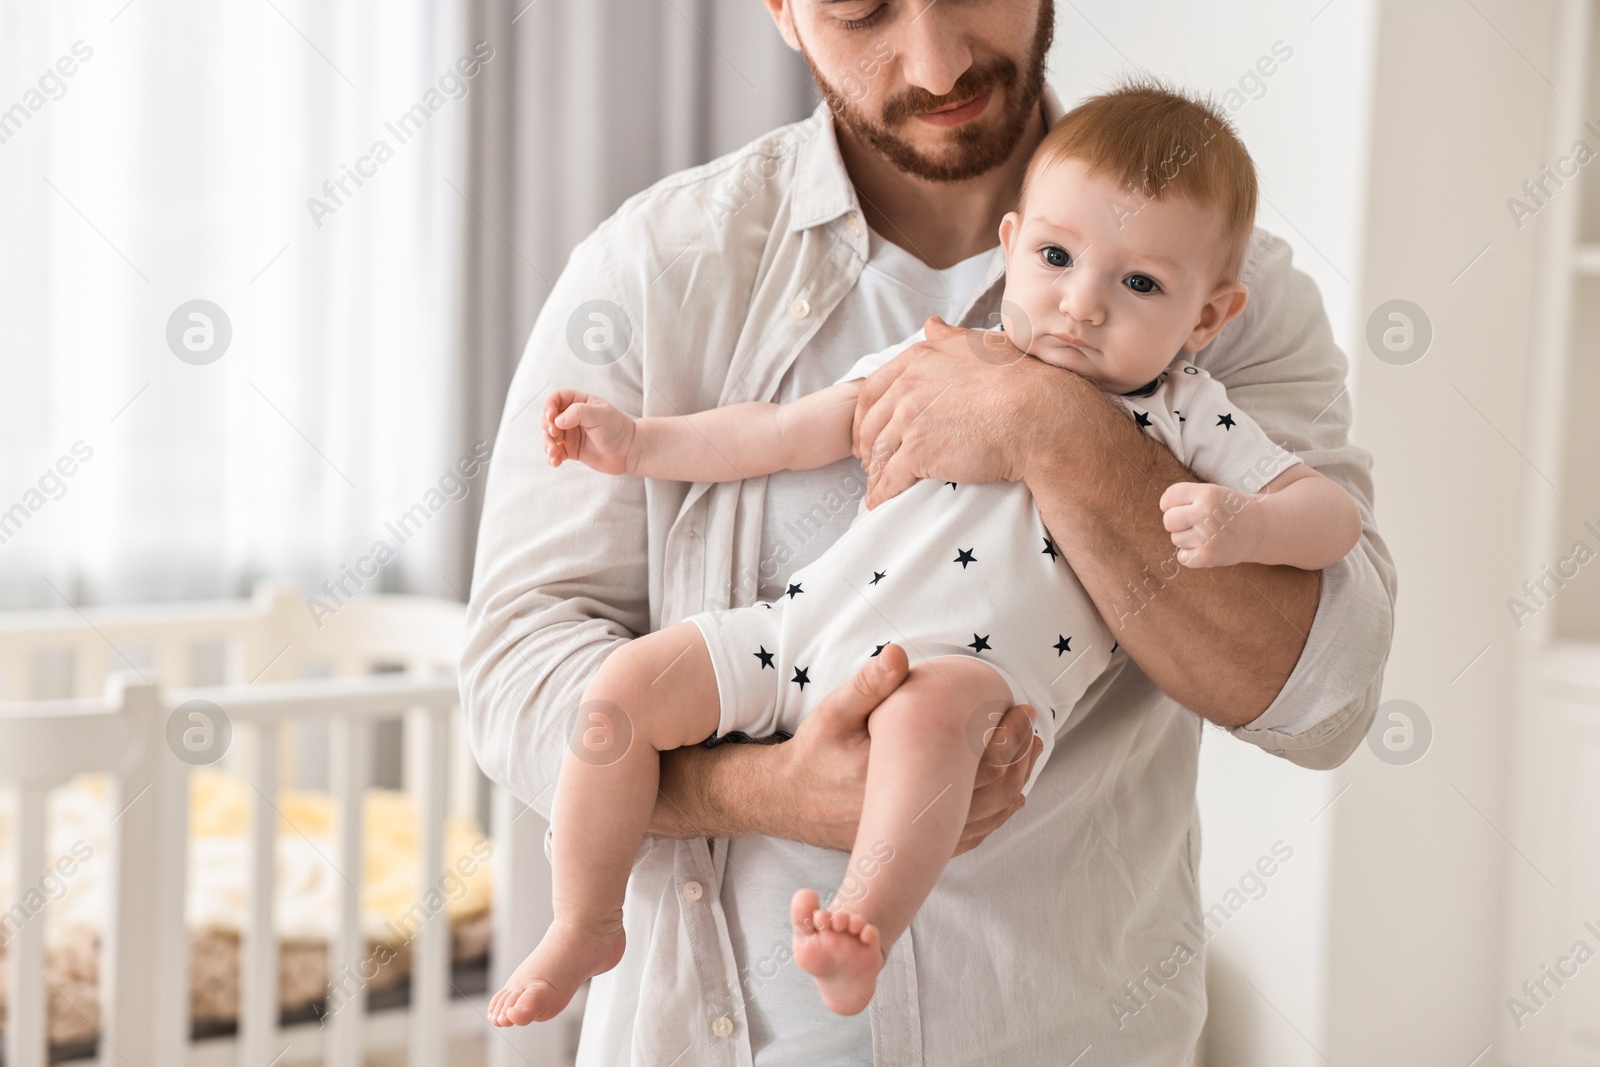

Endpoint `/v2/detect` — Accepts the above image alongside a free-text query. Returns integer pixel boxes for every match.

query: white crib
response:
[0,584,575,1067]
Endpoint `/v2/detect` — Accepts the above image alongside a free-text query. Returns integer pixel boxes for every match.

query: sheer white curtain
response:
[0,0,812,612]
[1,0,476,609]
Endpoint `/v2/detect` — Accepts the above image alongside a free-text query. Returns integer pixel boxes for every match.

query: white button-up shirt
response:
[461,88,1396,1066]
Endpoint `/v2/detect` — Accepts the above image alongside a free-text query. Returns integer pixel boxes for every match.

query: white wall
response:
[1046,4,1378,1064]
[1332,1,1558,1064]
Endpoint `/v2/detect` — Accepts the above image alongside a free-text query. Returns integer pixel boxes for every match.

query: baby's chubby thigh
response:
[865,652,1021,756]
[581,621,723,753]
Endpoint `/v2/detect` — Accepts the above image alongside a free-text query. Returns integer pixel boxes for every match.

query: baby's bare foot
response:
[790,888,885,1016]
[487,917,625,1027]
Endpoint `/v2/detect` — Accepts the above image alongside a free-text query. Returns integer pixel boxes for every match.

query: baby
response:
[488,82,1362,1025]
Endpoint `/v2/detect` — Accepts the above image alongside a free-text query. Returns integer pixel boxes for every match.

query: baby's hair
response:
[1019,76,1258,283]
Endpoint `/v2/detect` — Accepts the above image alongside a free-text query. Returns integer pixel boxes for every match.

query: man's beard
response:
[803,0,1054,184]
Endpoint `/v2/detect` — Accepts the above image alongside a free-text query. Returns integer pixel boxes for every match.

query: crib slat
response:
[100,677,190,1067]
[238,722,285,1067]
[5,783,48,1067]
[407,706,449,1067]
[324,715,371,1067]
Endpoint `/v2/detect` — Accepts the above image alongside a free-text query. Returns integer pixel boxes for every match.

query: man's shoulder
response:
[1197,224,1337,377]
[587,109,826,256]
[1238,225,1296,290]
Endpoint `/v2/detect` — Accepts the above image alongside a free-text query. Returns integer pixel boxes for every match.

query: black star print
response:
[1049,707,1057,720]
[967,634,991,653]
[870,570,887,585]
[1134,410,1152,429]
[946,481,958,489]
[1217,413,1236,431]
[871,643,887,657]
[791,666,810,690]
[1042,537,1060,561]
[753,646,775,669]
[1111,641,1120,654]
[1053,635,1072,656]
[785,582,804,599]
[954,547,977,569]
[762,603,773,609]
[1174,409,1186,422]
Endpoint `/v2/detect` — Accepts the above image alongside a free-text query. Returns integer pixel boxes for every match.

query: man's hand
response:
[1160,481,1264,568]
[653,641,1041,853]
[773,641,1042,854]
[852,316,1052,510]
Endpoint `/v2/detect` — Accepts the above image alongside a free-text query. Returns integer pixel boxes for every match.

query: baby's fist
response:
[542,388,638,475]
[1159,481,1261,568]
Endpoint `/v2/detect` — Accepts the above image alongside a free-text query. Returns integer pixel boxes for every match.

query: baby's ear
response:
[1183,282,1249,353]
[998,211,1021,256]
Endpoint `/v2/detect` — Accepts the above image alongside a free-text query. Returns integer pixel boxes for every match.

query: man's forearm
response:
[647,737,786,839]
[1024,368,1320,727]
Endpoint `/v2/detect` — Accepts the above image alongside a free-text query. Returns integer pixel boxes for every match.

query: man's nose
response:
[894,5,973,99]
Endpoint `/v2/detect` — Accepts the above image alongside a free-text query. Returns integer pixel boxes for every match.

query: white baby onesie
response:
[685,335,1301,794]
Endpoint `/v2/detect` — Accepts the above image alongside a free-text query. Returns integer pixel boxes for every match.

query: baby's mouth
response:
[1050,334,1096,358]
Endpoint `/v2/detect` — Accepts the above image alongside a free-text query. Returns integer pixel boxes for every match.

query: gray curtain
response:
[437,0,816,595]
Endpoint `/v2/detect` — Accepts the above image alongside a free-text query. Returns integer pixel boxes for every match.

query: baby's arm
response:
[543,380,860,482]
[1160,465,1362,570]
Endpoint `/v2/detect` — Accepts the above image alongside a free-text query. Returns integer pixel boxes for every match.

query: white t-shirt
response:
[727,227,999,1065]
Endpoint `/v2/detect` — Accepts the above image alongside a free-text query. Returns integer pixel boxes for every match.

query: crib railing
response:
[0,677,188,1067]
[0,585,568,1067]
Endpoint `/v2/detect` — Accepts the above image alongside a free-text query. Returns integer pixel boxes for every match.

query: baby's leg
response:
[488,621,721,1027]
[792,654,1017,1015]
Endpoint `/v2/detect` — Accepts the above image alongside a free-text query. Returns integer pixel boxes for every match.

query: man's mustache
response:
[880,59,1020,125]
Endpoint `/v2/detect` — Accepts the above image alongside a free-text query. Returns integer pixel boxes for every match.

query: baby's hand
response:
[1159,481,1262,568]
[542,388,638,475]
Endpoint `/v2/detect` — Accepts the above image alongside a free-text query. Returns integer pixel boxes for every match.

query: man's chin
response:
[868,125,1018,183]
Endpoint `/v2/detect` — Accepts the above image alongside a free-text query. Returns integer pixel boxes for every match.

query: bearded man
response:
[461,2,1395,1063]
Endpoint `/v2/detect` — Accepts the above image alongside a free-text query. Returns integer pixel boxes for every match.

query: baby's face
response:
[998,157,1246,393]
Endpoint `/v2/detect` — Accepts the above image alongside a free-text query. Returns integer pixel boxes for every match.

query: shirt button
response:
[789,297,810,319]
[682,880,703,902]
[712,1015,735,1038]
[848,215,862,238]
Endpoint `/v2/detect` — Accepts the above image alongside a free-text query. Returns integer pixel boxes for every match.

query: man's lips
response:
[915,86,994,128]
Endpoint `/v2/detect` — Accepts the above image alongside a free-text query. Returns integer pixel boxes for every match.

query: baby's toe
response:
[791,888,821,932]
[507,987,541,1026]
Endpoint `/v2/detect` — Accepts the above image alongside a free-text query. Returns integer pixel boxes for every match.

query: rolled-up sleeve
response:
[459,227,650,815]
[1210,231,1399,770]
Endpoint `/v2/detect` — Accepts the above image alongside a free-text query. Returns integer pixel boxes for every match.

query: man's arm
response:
[647,641,1042,855]
[852,232,1395,765]
[1020,368,1319,727]
[851,330,1315,726]
[459,232,652,817]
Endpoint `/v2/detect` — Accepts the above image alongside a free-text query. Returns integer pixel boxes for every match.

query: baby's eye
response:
[1124,273,1159,294]
[1041,245,1070,268]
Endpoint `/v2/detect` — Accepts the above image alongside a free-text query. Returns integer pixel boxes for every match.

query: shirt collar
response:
[789,82,1068,235]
